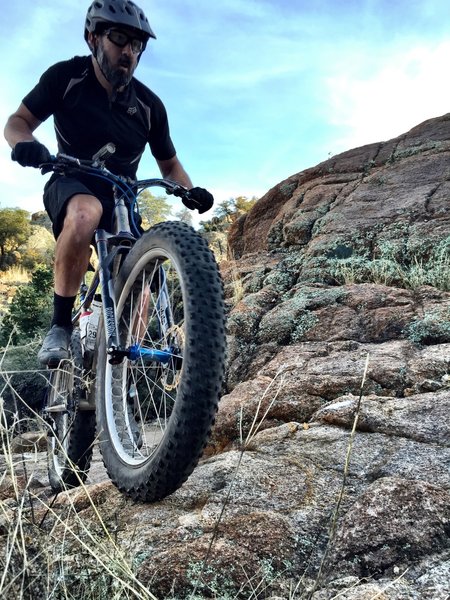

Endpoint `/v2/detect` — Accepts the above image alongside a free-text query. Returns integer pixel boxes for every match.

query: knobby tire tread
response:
[96,221,226,502]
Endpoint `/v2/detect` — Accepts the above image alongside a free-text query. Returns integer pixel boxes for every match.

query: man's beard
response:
[96,40,136,91]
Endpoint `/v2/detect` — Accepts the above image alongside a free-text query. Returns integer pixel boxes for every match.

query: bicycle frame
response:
[73,198,179,370]
[50,151,186,368]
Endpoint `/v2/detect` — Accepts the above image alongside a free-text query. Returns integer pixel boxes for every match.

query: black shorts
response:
[43,174,116,238]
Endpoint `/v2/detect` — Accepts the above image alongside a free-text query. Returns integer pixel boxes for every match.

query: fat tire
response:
[47,328,96,492]
[96,221,226,502]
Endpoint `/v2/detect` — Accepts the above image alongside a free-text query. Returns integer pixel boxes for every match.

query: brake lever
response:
[39,156,57,175]
[170,185,196,202]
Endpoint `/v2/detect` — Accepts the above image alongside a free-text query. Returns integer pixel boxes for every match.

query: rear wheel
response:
[96,221,226,502]
[46,329,96,492]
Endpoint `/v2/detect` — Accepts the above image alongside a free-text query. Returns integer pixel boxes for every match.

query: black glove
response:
[12,140,51,167]
[182,187,214,214]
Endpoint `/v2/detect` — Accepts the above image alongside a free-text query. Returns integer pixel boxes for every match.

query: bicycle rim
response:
[47,330,95,491]
[48,361,75,477]
[104,247,186,465]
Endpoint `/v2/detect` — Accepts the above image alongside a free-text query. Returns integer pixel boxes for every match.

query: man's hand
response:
[12,140,51,167]
[182,187,214,214]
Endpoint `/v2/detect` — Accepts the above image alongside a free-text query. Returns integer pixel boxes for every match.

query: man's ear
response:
[87,31,98,53]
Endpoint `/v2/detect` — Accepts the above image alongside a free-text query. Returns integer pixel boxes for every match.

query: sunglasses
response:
[105,29,144,54]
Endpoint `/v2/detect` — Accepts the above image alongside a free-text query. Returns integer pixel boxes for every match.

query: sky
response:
[1,0,450,223]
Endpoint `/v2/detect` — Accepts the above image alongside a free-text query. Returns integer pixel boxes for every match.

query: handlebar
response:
[38,143,196,205]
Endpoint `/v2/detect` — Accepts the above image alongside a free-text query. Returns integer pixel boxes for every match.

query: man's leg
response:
[39,194,103,366]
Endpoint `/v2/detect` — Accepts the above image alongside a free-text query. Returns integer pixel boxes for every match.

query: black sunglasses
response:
[105,29,144,54]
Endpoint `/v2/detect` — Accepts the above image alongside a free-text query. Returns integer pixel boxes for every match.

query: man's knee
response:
[63,194,103,233]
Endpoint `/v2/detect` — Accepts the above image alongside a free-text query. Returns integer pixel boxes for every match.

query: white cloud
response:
[324,40,450,151]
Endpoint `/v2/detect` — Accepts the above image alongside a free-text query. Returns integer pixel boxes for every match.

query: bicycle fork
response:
[95,229,180,367]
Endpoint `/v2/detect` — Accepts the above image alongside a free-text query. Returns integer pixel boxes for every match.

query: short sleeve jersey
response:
[22,55,176,180]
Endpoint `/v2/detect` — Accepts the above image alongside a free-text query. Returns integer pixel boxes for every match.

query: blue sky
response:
[1,0,450,221]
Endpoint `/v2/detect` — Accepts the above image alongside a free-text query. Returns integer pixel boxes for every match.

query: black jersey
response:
[22,55,176,181]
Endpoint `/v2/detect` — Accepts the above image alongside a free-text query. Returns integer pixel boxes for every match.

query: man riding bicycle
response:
[3,0,213,367]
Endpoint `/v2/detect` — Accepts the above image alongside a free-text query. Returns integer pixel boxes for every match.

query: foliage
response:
[174,207,194,226]
[213,199,235,224]
[0,207,31,269]
[138,190,173,229]
[21,224,55,269]
[0,264,53,346]
[234,195,258,213]
[405,308,450,345]
[328,235,450,292]
[201,231,228,262]
[200,215,227,233]
[199,196,258,233]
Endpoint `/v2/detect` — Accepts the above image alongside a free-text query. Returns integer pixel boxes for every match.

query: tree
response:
[137,190,172,228]
[234,196,257,214]
[0,265,53,346]
[199,196,259,234]
[199,216,226,233]
[174,207,193,226]
[0,208,30,268]
[22,225,55,270]
[214,199,235,224]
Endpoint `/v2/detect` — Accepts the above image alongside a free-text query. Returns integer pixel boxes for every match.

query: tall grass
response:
[329,237,450,291]
[0,352,157,600]
[0,266,31,286]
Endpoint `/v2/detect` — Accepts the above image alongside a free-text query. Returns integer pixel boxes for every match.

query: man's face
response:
[94,28,142,90]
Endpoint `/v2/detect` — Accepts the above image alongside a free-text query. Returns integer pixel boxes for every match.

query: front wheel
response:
[96,221,226,502]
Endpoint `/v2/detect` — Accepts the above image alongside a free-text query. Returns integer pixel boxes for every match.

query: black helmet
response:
[84,0,156,45]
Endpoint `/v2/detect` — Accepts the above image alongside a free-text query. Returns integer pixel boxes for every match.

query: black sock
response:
[51,293,76,328]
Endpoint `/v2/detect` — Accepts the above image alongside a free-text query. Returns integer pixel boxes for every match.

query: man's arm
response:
[5,103,52,168]
[156,155,193,189]
[4,103,42,148]
[157,154,214,214]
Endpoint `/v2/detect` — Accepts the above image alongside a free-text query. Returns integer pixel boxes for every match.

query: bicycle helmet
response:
[84,0,156,46]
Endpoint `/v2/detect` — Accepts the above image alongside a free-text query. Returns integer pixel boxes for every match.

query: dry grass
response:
[224,256,245,306]
[329,238,450,291]
[0,266,31,286]
[0,351,157,600]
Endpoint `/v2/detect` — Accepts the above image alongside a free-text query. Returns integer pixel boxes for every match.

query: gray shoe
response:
[38,325,72,368]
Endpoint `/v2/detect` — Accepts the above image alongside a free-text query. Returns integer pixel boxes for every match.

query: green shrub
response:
[0,342,47,431]
[0,265,53,346]
[328,236,450,291]
[405,309,450,345]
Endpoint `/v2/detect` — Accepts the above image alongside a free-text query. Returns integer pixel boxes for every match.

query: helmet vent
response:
[85,0,156,41]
